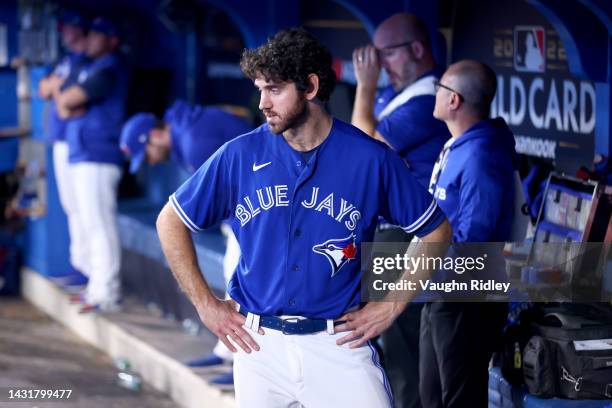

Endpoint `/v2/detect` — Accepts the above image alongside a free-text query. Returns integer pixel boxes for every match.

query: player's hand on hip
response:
[352,45,380,88]
[196,298,264,353]
[334,301,407,349]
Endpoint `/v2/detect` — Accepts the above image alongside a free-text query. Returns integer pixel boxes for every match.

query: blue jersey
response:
[431,118,516,242]
[375,69,450,188]
[164,101,252,173]
[66,53,127,165]
[170,119,445,318]
[46,52,88,142]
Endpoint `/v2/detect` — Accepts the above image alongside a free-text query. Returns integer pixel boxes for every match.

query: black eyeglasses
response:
[433,80,464,102]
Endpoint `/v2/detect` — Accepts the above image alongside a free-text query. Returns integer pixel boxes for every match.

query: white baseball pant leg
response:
[212,223,241,361]
[233,321,394,408]
[71,162,122,306]
[53,141,90,275]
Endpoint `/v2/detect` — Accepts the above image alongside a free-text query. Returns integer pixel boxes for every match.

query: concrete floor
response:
[0,296,177,408]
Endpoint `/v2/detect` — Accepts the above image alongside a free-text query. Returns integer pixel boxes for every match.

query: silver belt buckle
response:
[281,317,300,335]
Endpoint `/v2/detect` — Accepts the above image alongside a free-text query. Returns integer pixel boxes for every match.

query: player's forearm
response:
[351,84,377,136]
[56,85,88,111]
[38,77,53,99]
[156,203,217,311]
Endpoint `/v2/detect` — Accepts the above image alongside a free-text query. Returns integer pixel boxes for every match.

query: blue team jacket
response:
[65,53,127,165]
[432,118,517,243]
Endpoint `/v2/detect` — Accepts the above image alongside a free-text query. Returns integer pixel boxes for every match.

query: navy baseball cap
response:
[120,113,157,174]
[90,16,119,37]
[59,10,88,29]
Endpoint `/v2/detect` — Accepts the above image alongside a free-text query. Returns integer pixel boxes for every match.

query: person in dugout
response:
[121,99,253,386]
[38,10,90,288]
[423,59,515,407]
[54,16,127,313]
[351,13,451,408]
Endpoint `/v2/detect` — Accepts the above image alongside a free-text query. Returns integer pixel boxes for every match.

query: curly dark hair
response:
[240,27,337,102]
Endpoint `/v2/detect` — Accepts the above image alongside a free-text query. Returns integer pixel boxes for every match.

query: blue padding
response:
[118,199,227,292]
[0,71,17,128]
[0,137,19,172]
[29,66,48,141]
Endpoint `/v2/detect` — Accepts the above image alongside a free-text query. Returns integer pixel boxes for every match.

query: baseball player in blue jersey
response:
[120,100,252,175]
[38,11,89,285]
[121,100,252,385]
[55,17,128,312]
[156,28,451,407]
[423,60,513,407]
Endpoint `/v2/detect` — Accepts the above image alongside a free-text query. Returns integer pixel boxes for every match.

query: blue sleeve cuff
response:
[399,198,437,234]
[411,201,447,238]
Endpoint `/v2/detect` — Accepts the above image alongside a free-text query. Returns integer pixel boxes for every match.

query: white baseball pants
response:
[233,319,394,408]
[71,161,122,306]
[52,141,89,275]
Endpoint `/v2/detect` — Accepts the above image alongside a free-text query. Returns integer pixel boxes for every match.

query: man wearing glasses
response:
[351,12,449,189]
[424,60,514,407]
[351,12,450,408]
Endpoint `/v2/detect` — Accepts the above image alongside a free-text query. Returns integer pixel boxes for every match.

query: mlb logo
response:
[513,26,545,73]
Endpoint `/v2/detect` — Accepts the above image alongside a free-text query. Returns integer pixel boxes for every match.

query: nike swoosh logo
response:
[252,161,272,172]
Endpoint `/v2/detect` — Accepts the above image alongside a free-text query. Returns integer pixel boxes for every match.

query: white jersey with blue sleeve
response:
[170,118,445,319]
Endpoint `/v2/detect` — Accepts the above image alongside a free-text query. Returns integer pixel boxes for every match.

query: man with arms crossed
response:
[55,17,127,312]
[157,28,451,407]
[38,11,89,286]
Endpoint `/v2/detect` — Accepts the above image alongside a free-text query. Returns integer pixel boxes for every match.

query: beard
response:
[264,97,308,135]
[389,63,418,92]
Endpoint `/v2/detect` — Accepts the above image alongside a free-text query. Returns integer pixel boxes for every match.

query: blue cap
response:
[90,16,119,37]
[59,11,89,29]
[120,113,157,174]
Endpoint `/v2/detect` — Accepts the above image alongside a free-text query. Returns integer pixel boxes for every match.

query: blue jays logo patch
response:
[312,234,357,277]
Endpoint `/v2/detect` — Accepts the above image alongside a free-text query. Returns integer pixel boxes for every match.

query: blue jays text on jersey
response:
[170,119,446,319]
[235,185,361,231]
